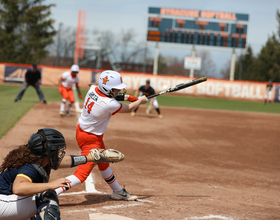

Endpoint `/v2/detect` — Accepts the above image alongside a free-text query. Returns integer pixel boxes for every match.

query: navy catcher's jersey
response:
[139,85,155,97]
[0,164,43,195]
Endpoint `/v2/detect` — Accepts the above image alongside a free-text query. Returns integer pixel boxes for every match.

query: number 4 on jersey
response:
[84,97,94,114]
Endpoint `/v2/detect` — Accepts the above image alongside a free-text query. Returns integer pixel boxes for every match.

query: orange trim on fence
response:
[0,63,37,68]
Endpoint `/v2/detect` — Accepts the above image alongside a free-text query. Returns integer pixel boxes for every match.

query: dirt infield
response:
[0,102,279,220]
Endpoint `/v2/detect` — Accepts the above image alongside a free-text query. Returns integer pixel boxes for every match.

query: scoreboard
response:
[147,7,249,48]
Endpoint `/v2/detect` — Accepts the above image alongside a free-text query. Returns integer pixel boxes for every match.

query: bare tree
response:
[164,56,189,75]
[83,28,148,70]
[101,30,118,53]
[220,59,231,79]
[60,26,76,59]
[47,26,151,70]
[46,24,76,66]
[197,50,217,77]
[115,28,145,64]
[162,50,216,77]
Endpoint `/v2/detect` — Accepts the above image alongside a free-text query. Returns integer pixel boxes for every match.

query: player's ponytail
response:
[0,145,42,172]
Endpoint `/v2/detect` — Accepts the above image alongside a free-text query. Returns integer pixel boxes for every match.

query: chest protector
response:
[32,164,51,183]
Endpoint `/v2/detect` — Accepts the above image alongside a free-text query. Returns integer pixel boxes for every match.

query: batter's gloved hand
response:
[78,92,83,100]
[127,94,138,102]
[89,149,125,164]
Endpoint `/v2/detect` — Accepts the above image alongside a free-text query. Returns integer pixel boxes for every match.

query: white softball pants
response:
[138,93,159,108]
[0,194,36,220]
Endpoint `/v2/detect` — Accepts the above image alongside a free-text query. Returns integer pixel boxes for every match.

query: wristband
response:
[70,155,87,167]
[115,93,125,101]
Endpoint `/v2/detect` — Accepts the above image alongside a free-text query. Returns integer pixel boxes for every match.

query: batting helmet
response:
[71,64,79,72]
[28,128,66,170]
[98,70,127,97]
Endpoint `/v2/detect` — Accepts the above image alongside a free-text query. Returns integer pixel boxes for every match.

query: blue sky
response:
[45,0,279,77]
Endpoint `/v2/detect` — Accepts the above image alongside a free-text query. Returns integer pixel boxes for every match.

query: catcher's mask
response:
[28,128,66,170]
[98,70,127,97]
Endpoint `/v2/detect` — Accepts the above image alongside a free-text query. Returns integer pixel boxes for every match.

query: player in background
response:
[264,79,273,104]
[14,63,47,104]
[58,64,83,116]
[55,70,148,201]
[131,79,162,118]
[0,128,100,220]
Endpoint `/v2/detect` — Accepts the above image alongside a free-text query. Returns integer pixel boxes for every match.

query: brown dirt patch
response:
[0,102,279,220]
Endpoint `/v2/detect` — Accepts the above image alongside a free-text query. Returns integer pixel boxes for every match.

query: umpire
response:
[14,64,47,103]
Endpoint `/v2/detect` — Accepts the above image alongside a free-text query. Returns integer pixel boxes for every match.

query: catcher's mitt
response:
[146,105,152,115]
[90,149,125,163]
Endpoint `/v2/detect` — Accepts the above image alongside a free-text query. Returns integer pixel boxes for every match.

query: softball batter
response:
[55,70,148,201]
[58,64,83,116]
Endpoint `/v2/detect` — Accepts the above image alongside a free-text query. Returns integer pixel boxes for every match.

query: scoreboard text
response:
[147,7,249,48]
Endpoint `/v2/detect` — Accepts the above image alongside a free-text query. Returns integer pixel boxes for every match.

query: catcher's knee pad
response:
[35,190,60,220]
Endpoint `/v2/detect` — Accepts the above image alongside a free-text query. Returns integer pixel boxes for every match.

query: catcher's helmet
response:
[28,128,66,170]
[98,70,127,97]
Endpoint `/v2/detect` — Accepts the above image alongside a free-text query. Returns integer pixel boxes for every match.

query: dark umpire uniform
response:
[15,64,47,103]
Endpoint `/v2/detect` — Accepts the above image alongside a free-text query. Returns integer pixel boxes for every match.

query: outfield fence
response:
[0,62,279,103]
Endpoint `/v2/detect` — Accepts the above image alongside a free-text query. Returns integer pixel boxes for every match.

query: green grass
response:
[0,84,279,139]
[156,95,280,114]
[0,84,88,139]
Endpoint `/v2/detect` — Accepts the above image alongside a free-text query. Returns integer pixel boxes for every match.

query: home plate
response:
[89,213,134,220]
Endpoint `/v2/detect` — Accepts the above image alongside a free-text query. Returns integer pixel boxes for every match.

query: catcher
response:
[0,128,124,220]
[131,79,163,118]
[55,70,148,201]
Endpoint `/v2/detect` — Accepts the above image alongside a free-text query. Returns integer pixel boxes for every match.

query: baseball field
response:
[0,84,280,220]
